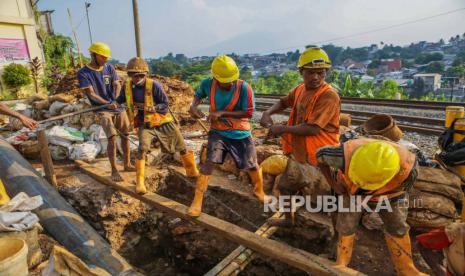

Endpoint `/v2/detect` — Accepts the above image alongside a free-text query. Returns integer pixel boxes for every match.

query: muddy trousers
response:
[335,195,426,276]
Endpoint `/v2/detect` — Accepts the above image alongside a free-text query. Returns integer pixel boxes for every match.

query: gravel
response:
[342,104,444,119]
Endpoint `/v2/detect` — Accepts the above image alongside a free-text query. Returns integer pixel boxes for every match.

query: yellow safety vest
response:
[125,78,173,128]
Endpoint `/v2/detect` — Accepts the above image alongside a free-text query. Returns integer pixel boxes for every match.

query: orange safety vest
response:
[337,138,416,201]
[209,79,251,131]
[125,78,173,128]
[282,82,340,165]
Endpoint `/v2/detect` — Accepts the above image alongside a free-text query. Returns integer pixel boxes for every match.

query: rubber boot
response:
[187,174,209,217]
[135,159,147,194]
[335,234,356,267]
[248,167,268,203]
[181,150,200,177]
[0,179,10,205]
[385,233,428,276]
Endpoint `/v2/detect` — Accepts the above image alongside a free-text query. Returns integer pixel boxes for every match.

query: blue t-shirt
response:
[195,78,255,139]
[116,80,169,125]
[77,63,123,112]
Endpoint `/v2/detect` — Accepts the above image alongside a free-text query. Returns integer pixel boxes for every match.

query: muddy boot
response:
[267,211,295,228]
[135,159,147,194]
[385,233,428,276]
[248,167,269,203]
[188,174,209,217]
[335,234,355,267]
[181,150,200,177]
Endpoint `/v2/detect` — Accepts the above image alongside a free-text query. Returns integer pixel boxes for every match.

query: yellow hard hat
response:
[297,47,331,69]
[127,57,149,73]
[89,42,111,58]
[348,141,400,191]
[211,55,239,83]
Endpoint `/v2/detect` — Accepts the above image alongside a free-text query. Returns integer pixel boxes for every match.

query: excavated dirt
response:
[52,158,433,276]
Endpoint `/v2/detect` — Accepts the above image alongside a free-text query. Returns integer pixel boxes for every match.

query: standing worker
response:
[77,42,134,182]
[0,103,38,204]
[259,47,340,226]
[317,138,427,276]
[116,57,199,194]
[187,55,266,217]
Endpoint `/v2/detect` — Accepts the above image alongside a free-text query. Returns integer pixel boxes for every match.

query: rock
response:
[49,144,69,161]
[49,93,75,103]
[31,99,50,110]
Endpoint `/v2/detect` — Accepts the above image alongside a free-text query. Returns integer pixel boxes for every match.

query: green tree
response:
[425,61,444,73]
[43,34,74,72]
[150,60,181,76]
[375,79,400,99]
[275,71,301,93]
[446,65,465,78]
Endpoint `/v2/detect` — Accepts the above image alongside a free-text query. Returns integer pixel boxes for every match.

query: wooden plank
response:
[205,212,282,276]
[75,160,364,276]
[38,129,57,186]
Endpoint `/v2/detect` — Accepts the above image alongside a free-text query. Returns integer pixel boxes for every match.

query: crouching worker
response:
[317,138,427,276]
[116,57,199,194]
[187,55,267,217]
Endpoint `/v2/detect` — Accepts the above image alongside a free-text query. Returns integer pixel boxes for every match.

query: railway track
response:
[256,94,465,111]
[254,101,445,135]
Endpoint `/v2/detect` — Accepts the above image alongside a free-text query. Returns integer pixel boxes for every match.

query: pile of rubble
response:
[2,74,196,163]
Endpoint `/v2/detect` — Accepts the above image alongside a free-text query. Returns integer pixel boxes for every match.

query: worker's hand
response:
[189,105,205,119]
[19,115,38,130]
[207,111,224,122]
[107,102,119,110]
[269,124,287,136]
[145,106,157,113]
[260,111,274,128]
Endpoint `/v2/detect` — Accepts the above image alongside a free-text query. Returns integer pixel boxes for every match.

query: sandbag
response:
[261,155,288,176]
[49,145,69,161]
[80,112,96,129]
[47,126,85,147]
[27,94,47,104]
[414,167,463,204]
[49,101,68,116]
[408,209,453,229]
[409,189,457,218]
[48,93,75,103]
[31,99,50,110]
[19,140,41,159]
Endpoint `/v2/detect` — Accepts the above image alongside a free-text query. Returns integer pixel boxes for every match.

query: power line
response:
[263,7,465,53]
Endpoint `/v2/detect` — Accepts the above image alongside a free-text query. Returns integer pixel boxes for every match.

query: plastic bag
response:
[47,126,85,147]
[69,141,101,162]
[88,124,108,154]
[261,155,288,175]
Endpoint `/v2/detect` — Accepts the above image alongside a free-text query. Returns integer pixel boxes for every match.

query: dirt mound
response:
[151,75,194,114]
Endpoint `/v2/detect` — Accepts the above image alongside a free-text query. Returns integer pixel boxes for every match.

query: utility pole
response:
[85,2,93,44]
[67,8,83,68]
[132,0,142,57]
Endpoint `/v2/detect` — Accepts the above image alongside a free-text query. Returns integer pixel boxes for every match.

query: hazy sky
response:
[38,0,465,62]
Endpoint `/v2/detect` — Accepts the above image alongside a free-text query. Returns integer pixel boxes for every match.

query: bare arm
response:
[0,103,38,129]
[189,96,205,119]
[282,123,321,136]
[83,86,112,105]
[113,80,122,99]
[264,100,287,116]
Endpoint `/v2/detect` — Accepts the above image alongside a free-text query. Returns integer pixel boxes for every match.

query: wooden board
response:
[75,160,364,276]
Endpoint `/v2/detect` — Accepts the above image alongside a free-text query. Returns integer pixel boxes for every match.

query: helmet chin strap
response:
[135,78,145,86]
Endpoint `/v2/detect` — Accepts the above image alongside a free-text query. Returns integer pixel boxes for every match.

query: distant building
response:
[414,73,442,91]
[0,0,45,96]
[381,59,402,72]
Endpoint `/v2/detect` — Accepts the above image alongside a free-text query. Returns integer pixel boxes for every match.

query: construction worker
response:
[115,57,199,194]
[259,47,340,226]
[316,138,427,276]
[187,55,266,217]
[77,42,134,182]
[416,221,465,276]
[0,103,38,205]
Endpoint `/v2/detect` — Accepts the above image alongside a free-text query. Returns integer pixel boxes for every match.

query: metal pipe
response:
[0,138,135,275]
[132,0,142,57]
[85,2,93,44]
